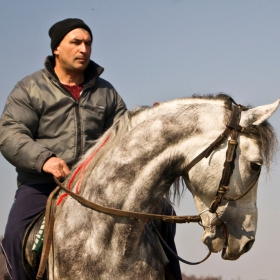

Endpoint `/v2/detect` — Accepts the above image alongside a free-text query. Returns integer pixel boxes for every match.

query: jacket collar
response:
[44,56,104,88]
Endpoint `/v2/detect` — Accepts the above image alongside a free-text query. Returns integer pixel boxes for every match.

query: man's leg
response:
[162,200,182,280]
[164,220,182,280]
[1,183,56,280]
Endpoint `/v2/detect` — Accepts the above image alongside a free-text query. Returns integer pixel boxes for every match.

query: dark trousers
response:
[1,184,56,280]
[162,204,182,280]
[1,185,181,280]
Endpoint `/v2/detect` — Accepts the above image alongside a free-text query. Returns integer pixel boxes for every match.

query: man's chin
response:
[73,62,89,72]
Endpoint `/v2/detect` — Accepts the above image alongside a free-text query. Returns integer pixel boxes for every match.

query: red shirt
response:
[62,83,84,101]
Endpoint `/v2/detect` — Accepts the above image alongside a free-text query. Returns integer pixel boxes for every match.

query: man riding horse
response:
[0,18,181,280]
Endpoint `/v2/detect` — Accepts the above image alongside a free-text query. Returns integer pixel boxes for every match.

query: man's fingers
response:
[62,163,70,176]
[43,157,70,179]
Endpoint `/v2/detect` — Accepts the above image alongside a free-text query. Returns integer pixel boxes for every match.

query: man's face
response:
[54,28,92,73]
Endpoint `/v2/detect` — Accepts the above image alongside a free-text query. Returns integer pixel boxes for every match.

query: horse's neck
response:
[84,101,226,213]
[52,100,227,276]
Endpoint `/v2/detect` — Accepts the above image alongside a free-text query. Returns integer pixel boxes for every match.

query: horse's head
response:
[184,99,279,260]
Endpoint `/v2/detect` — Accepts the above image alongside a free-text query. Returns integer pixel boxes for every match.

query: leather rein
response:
[36,98,261,279]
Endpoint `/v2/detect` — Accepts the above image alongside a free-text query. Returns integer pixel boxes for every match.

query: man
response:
[0,18,127,279]
[0,18,181,280]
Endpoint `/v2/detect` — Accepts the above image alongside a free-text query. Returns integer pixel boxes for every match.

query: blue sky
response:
[0,1,280,279]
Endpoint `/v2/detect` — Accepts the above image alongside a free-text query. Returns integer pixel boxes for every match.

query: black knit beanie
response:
[49,18,92,51]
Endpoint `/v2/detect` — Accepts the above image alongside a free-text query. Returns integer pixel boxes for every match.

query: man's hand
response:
[43,157,70,179]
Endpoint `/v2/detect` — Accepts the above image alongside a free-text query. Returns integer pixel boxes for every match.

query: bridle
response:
[183,98,260,260]
[36,98,261,279]
[185,99,260,215]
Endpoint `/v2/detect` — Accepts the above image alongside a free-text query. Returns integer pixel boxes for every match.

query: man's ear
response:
[53,46,59,56]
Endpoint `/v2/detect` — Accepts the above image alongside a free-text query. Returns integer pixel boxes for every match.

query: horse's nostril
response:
[243,239,255,254]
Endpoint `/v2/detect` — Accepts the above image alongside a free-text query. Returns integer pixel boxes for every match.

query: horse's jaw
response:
[198,201,257,260]
[221,234,255,260]
[202,225,255,260]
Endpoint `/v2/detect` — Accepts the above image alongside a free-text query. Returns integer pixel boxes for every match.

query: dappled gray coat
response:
[0,56,127,186]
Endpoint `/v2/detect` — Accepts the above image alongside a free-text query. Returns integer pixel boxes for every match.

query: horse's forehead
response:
[238,135,262,160]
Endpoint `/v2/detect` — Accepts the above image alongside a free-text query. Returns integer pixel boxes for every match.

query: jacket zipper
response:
[75,90,84,159]
[51,78,84,162]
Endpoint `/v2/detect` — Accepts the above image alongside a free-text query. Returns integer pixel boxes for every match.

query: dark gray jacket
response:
[0,56,127,186]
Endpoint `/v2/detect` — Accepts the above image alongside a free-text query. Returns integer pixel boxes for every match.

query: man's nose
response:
[79,43,87,53]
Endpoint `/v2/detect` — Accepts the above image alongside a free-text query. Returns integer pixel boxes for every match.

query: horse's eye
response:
[250,162,262,172]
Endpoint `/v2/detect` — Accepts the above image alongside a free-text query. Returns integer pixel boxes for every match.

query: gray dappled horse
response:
[46,94,279,279]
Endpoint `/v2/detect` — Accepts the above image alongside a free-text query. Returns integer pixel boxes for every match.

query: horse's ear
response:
[240,99,280,126]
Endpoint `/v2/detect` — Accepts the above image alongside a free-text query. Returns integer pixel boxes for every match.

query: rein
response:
[150,220,211,265]
[36,98,261,279]
[54,177,201,223]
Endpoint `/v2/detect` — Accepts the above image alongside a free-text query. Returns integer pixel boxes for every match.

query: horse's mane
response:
[65,93,278,203]
[248,117,278,171]
[64,109,133,193]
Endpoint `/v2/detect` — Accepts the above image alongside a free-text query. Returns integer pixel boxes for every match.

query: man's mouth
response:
[76,57,87,62]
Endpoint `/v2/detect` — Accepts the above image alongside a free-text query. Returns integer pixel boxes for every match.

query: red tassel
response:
[57,134,111,207]
[56,193,68,206]
[67,135,111,193]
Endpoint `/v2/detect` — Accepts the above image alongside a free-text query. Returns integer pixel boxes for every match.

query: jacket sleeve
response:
[104,90,127,130]
[0,82,54,174]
